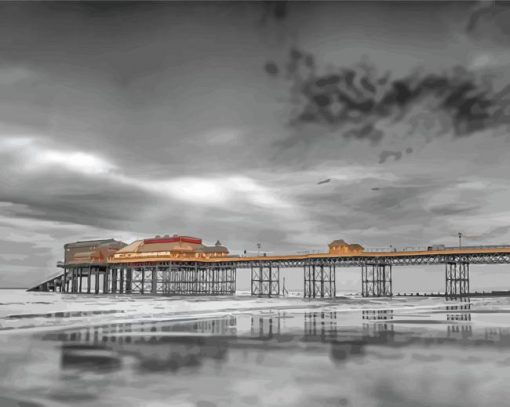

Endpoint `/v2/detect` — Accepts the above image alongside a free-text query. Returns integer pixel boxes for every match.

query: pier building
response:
[328,240,364,255]
[64,239,127,265]
[30,239,126,293]
[113,235,229,261]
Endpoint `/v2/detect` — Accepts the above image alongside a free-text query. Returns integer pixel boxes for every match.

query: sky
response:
[1,1,510,288]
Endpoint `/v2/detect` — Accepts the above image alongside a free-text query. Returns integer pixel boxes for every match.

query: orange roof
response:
[111,235,230,260]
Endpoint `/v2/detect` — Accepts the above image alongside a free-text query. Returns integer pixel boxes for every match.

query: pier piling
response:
[445,261,470,298]
[251,262,279,297]
[361,263,392,297]
[304,262,336,298]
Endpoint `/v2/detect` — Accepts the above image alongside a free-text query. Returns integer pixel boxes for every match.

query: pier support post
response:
[126,268,132,293]
[111,268,117,294]
[71,269,75,293]
[227,265,237,295]
[78,268,83,293]
[72,268,76,293]
[361,263,392,297]
[251,262,279,297]
[103,269,109,294]
[304,262,336,298]
[95,268,100,294]
[151,267,158,294]
[87,267,91,294]
[445,261,470,298]
[62,268,67,293]
[73,268,77,293]
[119,268,125,294]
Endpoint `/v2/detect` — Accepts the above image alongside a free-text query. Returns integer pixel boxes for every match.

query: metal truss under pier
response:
[361,263,392,297]
[304,264,336,298]
[108,263,237,296]
[445,261,470,298]
[251,263,280,297]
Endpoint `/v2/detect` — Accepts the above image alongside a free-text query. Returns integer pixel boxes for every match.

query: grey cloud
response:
[267,48,510,147]
[0,239,48,257]
[466,2,510,41]
[264,62,279,76]
[464,225,510,242]
[0,169,153,231]
[356,185,432,218]
[261,1,289,23]
[292,176,447,247]
[0,236,58,287]
[379,150,402,164]
[428,204,480,217]
[0,2,281,177]
[2,2,510,287]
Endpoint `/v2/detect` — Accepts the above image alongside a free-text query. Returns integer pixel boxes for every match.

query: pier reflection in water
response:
[7,300,509,407]
[41,304,510,372]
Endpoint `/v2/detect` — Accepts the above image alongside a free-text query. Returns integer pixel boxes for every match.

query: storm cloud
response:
[1,1,510,287]
[266,48,510,147]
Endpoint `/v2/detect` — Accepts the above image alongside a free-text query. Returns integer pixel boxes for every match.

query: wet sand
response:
[1,292,510,406]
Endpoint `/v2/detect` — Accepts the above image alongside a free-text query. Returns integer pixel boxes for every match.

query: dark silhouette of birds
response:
[317,179,331,185]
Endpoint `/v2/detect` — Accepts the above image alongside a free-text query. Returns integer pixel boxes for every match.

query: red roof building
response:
[111,234,229,262]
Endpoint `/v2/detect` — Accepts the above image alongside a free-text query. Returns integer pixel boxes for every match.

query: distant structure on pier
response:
[112,234,229,262]
[64,239,127,266]
[328,240,364,255]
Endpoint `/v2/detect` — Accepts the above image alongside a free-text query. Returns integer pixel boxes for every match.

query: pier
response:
[27,235,510,298]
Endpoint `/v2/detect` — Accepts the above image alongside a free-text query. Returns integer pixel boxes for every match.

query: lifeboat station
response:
[28,234,510,298]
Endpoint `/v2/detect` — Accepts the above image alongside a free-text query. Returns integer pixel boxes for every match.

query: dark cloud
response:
[263,1,288,22]
[267,48,510,147]
[379,150,403,164]
[466,2,510,41]
[264,61,279,76]
[0,169,153,231]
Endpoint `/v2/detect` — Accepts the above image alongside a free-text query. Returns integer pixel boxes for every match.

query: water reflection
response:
[304,312,338,340]
[39,302,510,377]
[54,318,239,373]
[251,315,281,339]
[446,302,472,338]
[61,343,121,372]
[362,309,394,321]
[5,301,510,407]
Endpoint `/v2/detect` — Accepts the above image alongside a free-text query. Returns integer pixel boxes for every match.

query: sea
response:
[1,289,510,407]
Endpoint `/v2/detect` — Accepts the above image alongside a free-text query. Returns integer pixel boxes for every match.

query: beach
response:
[1,290,510,406]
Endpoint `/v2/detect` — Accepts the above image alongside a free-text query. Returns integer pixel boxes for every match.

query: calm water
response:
[1,290,510,406]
